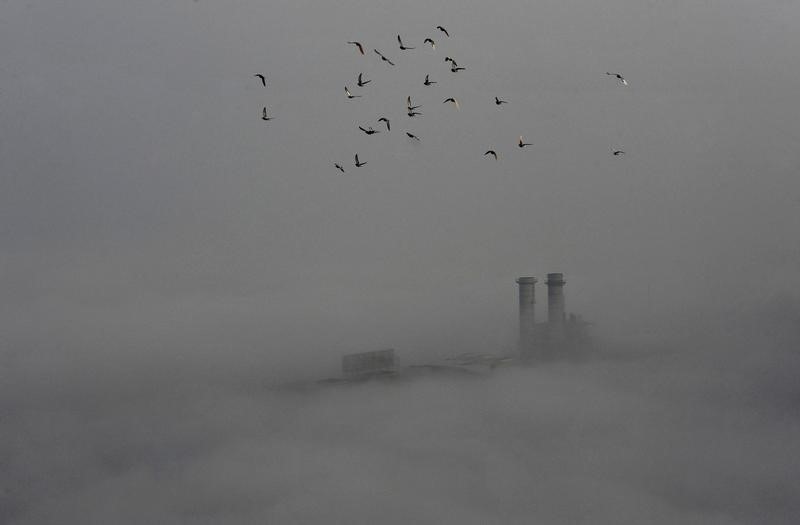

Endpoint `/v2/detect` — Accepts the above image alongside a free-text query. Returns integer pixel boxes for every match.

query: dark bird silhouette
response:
[358,125,380,135]
[261,107,274,121]
[424,74,436,86]
[354,154,367,167]
[407,110,422,117]
[606,72,628,85]
[374,49,395,66]
[444,56,456,64]
[518,136,532,148]
[347,41,365,55]
[450,64,465,72]
[406,131,420,141]
[436,25,449,37]
[443,97,460,110]
[495,97,508,105]
[424,38,435,49]
[612,149,625,156]
[397,35,415,50]
[407,95,422,111]
[345,86,362,99]
[378,117,390,131]
[484,150,498,160]
[335,163,345,173]
[357,73,371,87]
[254,74,266,87]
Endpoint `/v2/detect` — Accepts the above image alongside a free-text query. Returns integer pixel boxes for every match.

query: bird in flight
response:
[254,74,266,87]
[424,38,435,49]
[347,41,365,55]
[335,163,346,173]
[436,25,449,37]
[518,136,532,148]
[357,73,371,87]
[495,97,508,105]
[443,97,460,110]
[406,132,420,141]
[606,72,628,85]
[345,86,362,99]
[374,49,395,66]
[407,96,422,111]
[407,109,422,117]
[354,154,367,167]
[378,117,390,131]
[484,150,498,160]
[444,56,456,64]
[261,107,274,121]
[423,74,437,86]
[450,64,465,72]
[358,125,380,135]
[397,35,415,50]
[612,149,625,156]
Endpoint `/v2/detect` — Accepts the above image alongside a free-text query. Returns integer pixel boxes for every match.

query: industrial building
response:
[516,273,591,361]
[311,272,591,386]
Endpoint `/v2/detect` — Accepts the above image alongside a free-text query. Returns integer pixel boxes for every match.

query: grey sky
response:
[3,1,800,341]
[1,0,799,522]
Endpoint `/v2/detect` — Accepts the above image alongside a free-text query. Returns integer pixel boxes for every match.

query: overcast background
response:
[1,0,799,523]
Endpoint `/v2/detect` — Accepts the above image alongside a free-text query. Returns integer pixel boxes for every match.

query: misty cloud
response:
[2,306,799,524]
[2,0,800,522]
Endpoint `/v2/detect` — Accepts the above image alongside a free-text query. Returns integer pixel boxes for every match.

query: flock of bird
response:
[255,25,628,173]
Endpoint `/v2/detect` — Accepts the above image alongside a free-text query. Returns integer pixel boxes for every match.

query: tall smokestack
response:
[546,273,566,343]
[516,277,537,357]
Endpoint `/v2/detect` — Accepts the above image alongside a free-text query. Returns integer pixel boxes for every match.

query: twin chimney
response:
[516,272,567,359]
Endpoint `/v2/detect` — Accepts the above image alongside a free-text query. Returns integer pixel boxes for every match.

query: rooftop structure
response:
[517,272,591,361]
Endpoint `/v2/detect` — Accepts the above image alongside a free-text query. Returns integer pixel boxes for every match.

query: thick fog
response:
[2,0,799,523]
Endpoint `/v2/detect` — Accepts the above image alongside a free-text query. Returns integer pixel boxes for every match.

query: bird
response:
[378,117,390,131]
[606,72,628,85]
[518,136,532,148]
[374,49,395,66]
[358,125,380,135]
[354,154,367,167]
[347,41,365,55]
[406,131,420,141]
[424,38,435,49]
[443,97,460,110]
[345,86,362,99]
[484,150,498,160]
[423,74,436,86]
[612,149,625,156]
[335,163,346,173]
[254,74,266,87]
[444,56,456,64]
[397,35,415,50]
[407,109,422,117]
[357,73,371,87]
[261,107,274,121]
[450,64,465,72]
[495,97,508,105]
[436,25,449,37]
[407,96,422,111]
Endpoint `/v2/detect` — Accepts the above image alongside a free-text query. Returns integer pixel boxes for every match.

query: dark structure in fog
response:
[342,348,396,378]
[319,274,592,385]
[517,273,590,361]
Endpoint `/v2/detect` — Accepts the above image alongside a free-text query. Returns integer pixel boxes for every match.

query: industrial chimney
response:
[516,277,537,357]
[546,273,566,343]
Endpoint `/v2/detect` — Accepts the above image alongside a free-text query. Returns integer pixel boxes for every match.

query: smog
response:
[2,0,800,522]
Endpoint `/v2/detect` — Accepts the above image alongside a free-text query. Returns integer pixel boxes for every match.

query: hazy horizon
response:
[1,0,799,522]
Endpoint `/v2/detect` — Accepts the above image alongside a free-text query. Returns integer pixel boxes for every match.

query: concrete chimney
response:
[516,277,537,357]
[546,273,566,342]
